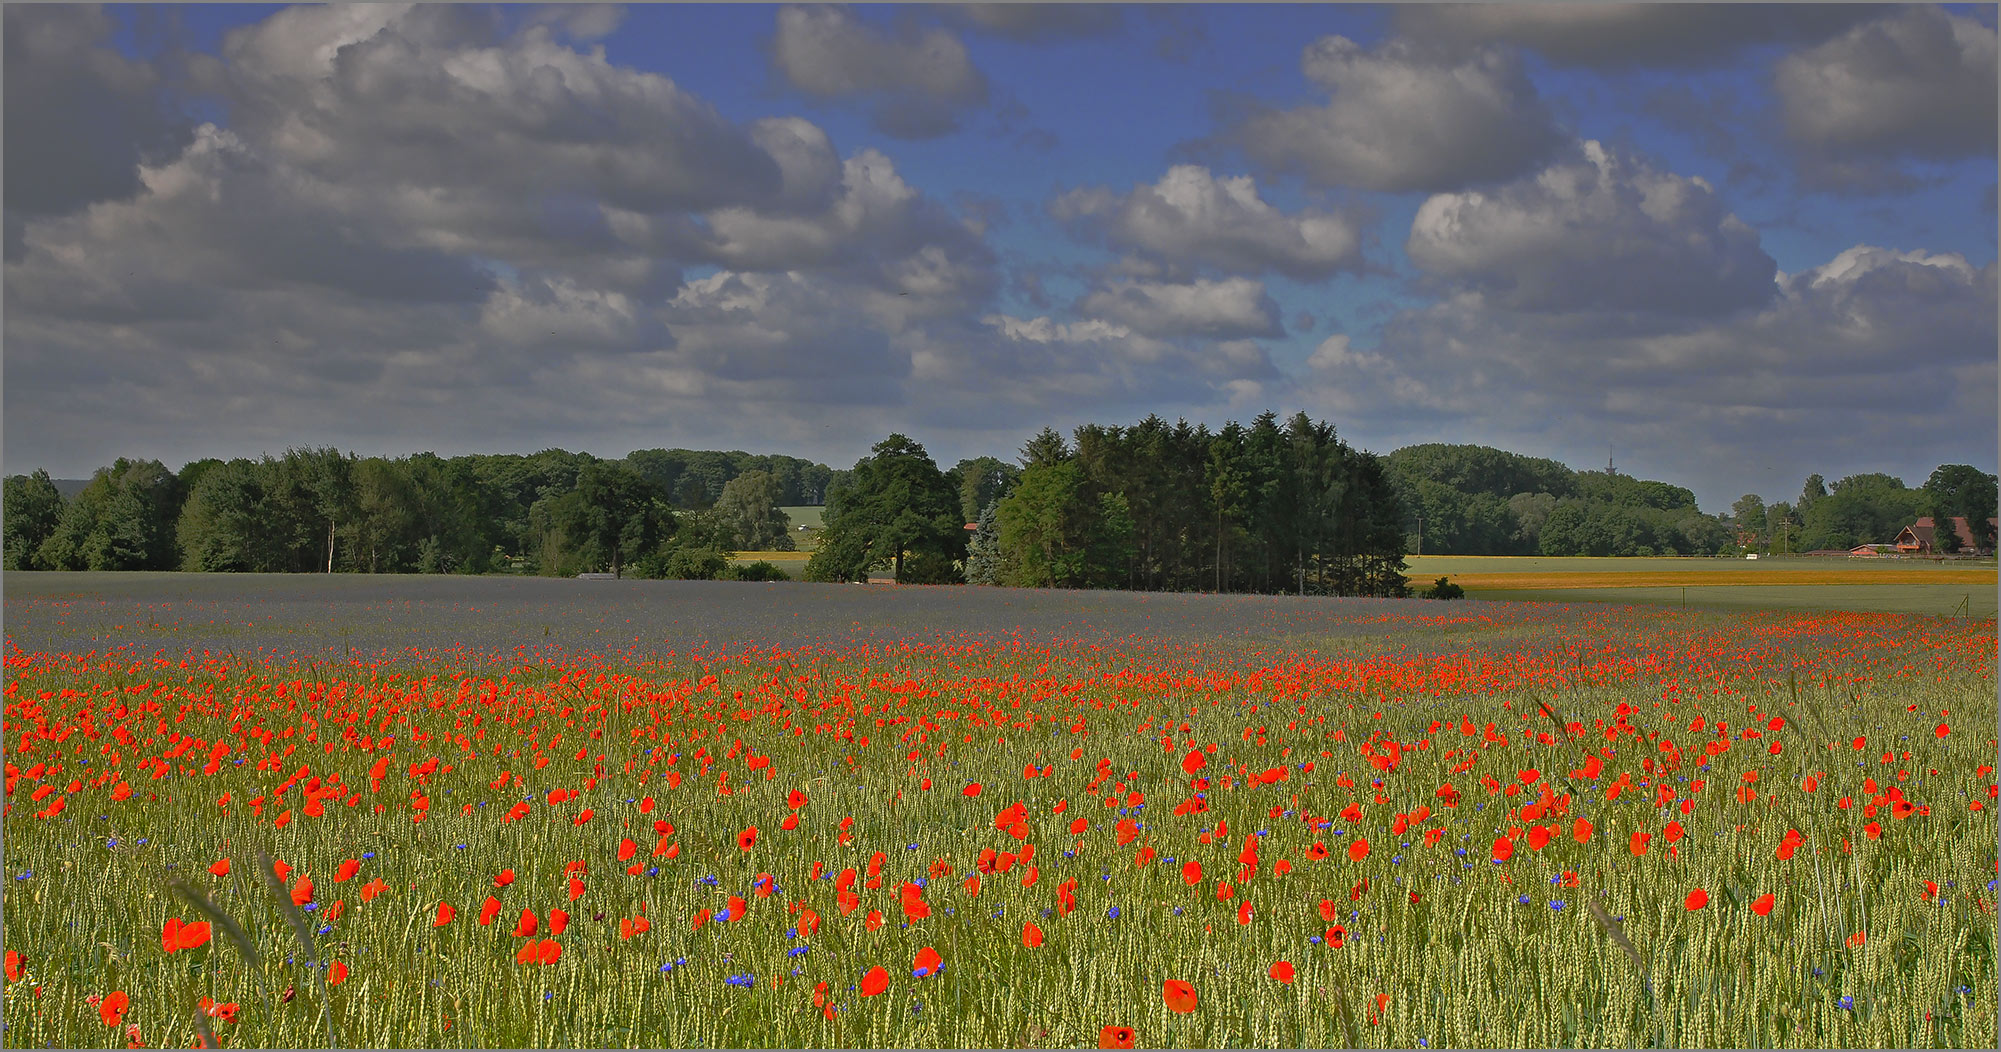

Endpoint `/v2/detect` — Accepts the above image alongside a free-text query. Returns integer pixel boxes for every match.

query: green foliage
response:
[952,456,1020,525]
[723,560,793,582]
[963,501,1003,586]
[804,435,964,584]
[3,469,66,570]
[1923,464,1999,552]
[1422,576,1465,599]
[39,458,181,570]
[1536,499,1730,557]
[712,470,796,552]
[1796,473,1929,553]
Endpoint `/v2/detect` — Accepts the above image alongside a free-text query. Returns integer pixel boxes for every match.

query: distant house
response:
[964,522,979,531]
[1848,544,1897,557]
[1894,516,1997,556]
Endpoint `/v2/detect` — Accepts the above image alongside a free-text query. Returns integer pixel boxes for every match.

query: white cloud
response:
[1230,35,1565,193]
[1078,276,1283,340]
[1051,165,1364,278]
[771,5,988,138]
[1406,141,1776,317]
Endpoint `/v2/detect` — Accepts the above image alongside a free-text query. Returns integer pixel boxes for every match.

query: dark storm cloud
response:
[1774,6,1998,190]
[1395,3,1893,69]
[2,5,196,257]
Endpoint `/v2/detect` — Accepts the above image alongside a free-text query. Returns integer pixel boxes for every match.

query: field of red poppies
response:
[3,575,1996,1048]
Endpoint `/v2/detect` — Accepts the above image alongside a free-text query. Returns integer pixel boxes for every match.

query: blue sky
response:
[7,3,1996,511]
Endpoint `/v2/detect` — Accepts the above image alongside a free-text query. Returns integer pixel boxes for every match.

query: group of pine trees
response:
[806,412,1408,597]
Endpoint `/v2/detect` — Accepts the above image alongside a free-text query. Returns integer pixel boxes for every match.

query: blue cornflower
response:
[303,903,318,912]
[1282,809,1296,818]
[1550,874,1563,885]
[1107,906,1121,919]
[907,843,920,851]
[107,839,118,848]
[317,924,333,935]
[454,844,467,850]
[646,866,658,876]
[1839,996,1854,1011]
[912,878,927,888]
[1517,895,1531,905]
[1173,907,1184,916]
[787,946,810,958]
[699,875,719,886]
[1550,900,1566,911]
[786,927,799,939]
[362,852,375,860]
[1391,855,1403,865]
[136,838,148,845]
[13,872,30,881]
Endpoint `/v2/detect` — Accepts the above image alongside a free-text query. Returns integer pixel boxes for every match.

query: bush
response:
[1423,576,1464,600]
[724,560,792,582]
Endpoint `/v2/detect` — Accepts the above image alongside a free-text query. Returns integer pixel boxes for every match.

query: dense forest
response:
[805,412,1408,597]
[5,430,1992,583]
[3,448,837,578]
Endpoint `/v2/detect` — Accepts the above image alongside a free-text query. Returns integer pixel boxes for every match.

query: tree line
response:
[805,412,1409,597]
[2,448,837,577]
[1385,443,1996,558]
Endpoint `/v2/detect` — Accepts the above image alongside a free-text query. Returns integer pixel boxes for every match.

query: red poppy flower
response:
[1492,836,1515,862]
[208,859,230,878]
[514,909,539,937]
[1181,860,1202,885]
[100,990,129,1027]
[494,869,516,888]
[568,877,586,901]
[1023,921,1044,948]
[618,838,637,862]
[327,961,348,985]
[1306,841,1329,861]
[290,876,315,907]
[1269,960,1295,984]
[548,909,568,935]
[737,827,759,851]
[1750,893,1775,917]
[360,878,388,903]
[865,910,884,931]
[860,966,889,997]
[433,902,456,927]
[1325,925,1347,949]
[1162,979,1198,1014]
[914,946,943,977]
[1348,838,1370,862]
[1181,751,1206,775]
[1629,831,1651,856]
[537,940,562,964]
[962,783,982,797]
[1098,1025,1136,1049]
[479,896,501,926]
[4,950,22,983]
[333,859,360,883]
[1685,888,1708,910]
[1573,818,1593,844]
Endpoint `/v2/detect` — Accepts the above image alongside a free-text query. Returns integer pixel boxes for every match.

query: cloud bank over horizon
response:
[5,3,1994,512]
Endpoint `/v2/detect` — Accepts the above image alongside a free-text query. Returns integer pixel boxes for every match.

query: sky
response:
[4,2,1996,513]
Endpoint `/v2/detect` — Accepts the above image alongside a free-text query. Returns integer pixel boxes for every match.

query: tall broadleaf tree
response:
[805,434,964,583]
[3,469,66,570]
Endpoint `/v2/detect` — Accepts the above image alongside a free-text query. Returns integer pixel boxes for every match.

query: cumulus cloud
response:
[1395,4,1891,69]
[1227,35,1565,193]
[1406,141,1777,318]
[1051,165,1365,279]
[205,4,785,217]
[1774,6,1997,189]
[3,5,196,256]
[771,5,988,139]
[1078,277,1283,340]
[2,3,1017,477]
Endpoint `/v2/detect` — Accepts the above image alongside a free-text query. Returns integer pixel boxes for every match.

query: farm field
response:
[2,574,1996,1049]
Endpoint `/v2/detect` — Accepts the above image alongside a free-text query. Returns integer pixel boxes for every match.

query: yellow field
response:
[1423,568,1997,590]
